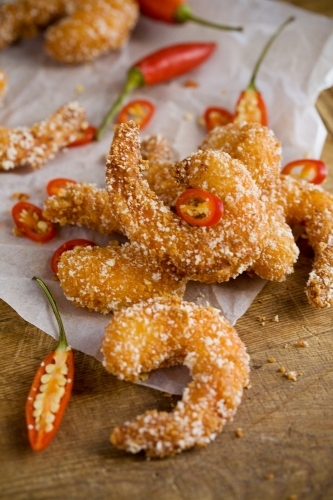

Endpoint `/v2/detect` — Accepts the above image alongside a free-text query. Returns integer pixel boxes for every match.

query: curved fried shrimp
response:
[44,0,138,64]
[0,101,86,171]
[141,134,183,206]
[197,122,299,281]
[58,243,186,314]
[199,122,282,196]
[102,296,250,458]
[0,68,7,98]
[275,175,333,308]
[106,121,270,283]
[43,182,123,235]
[0,0,69,50]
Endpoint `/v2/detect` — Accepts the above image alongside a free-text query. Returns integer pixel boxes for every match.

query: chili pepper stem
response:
[32,277,68,351]
[248,16,294,89]
[175,5,242,31]
[95,68,144,140]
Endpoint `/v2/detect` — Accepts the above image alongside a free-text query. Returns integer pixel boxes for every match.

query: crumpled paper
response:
[0,0,333,394]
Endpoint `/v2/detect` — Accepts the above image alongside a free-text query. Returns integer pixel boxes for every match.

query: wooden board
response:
[1,2,333,499]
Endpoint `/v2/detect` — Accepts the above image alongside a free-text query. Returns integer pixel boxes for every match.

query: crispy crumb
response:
[235,428,244,438]
[278,366,286,373]
[295,339,308,348]
[257,299,263,303]
[75,84,85,94]
[184,112,193,121]
[257,315,266,326]
[197,116,206,126]
[183,78,198,88]
[138,373,149,382]
[284,371,297,382]
[265,473,275,481]
[271,315,279,322]
[11,192,30,201]
[12,227,24,237]
[268,357,276,363]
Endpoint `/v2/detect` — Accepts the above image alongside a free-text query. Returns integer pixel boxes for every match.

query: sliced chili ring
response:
[175,188,224,227]
[281,158,328,185]
[204,106,234,131]
[68,124,97,147]
[46,178,77,197]
[117,99,155,129]
[51,239,96,274]
[12,201,56,243]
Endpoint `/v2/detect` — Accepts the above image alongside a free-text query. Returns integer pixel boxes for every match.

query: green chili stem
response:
[248,16,295,90]
[175,5,243,31]
[33,277,68,350]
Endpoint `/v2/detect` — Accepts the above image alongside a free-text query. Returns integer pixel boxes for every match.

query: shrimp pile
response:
[102,296,250,458]
[0,101,86,171]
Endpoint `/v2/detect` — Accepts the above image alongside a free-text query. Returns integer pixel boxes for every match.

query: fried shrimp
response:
[0,101,86,171]
[44,0,139,64]
[57,243,186,314]
[106,121,270,283]
[43,182,123,235]
[102,296,250,458]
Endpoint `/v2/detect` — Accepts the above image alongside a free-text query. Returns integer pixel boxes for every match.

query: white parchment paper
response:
[1,0,333,394]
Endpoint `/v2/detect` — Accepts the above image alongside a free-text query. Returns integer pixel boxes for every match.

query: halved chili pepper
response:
[281,158,328,185]
[51,239,96,274]
[234,16,294,126]
[26,277,74,452]
[138,0,242,32]
[12,201,56,243]
[204,106,234,131]
[95,42,216,140]
[68,124,97,147]
[117,99,155,129]
[175,188,224,227]
[46,178,77,197]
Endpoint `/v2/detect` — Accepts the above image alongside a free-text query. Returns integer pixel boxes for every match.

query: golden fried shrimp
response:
[141,134,183,206]
[106,121,270,283]
[57,243,186,314]
[102,296,250,458]
[199,122,282,197]
[43,182,123,235]
[0,68,7,98]
[0,101,86,171]
[276,175,333,308]
[0,0,69,50]
[44,0,139,64]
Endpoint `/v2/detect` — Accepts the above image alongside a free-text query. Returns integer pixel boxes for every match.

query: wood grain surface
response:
[1,2,333,499]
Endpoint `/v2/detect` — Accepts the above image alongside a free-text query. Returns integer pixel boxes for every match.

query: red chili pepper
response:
[204,106,234,131]
[234,16,294,126]
[26,277,74,451]
[281,158,328,185]
[68,124,97,147]
[12,201,56,243]
[51,239,96,274]
[95,42,216,139]
[138,0,242,32]
[46,178,77,197]
[175,188,224,227]
[117,99,155,129]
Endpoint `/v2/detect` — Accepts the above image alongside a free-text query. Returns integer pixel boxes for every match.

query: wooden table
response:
[1,2,333,499]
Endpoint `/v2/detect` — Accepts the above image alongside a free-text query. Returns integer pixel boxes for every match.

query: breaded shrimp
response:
[102,296,250,458]
[0,101,86,171]
[58,243,186,314]
[106,121,270,283]
[44,0,138,64]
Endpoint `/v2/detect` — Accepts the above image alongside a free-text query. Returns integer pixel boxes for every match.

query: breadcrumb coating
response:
[102,296,250,458]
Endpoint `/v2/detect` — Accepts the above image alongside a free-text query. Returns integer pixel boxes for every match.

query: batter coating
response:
[44,0,139,64]
[102,296,250,458]
[106,121,271,283]
[0,101,86,171]
[58,243,186,314]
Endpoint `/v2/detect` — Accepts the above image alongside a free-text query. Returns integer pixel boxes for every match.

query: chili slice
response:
[12,201,56,243]
[46,178,77,197]
[117,99,155,129]
[175,188,223,227]
[51,239,96,274]
[204,106,234,131]
[68,124,97,147]
[281,158,328,185]
[26,277,74,452]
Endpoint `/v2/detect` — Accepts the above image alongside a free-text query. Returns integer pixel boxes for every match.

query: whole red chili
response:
[138,0,242,32]
[26,277,74,451]
[95,42,216,139]
[234,16,294,126]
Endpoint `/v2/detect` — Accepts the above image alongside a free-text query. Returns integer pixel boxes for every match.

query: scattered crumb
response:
[257,299,263,303]
[288,495,298,500]
[75,84,85,94]
[284,371,297,382]
[295,339,308,348]
[197,116,206,127]
[11,192,30,201]
[278,366,286,373]
[183,78,198,88]
[235,428,244,438]
[12,227,24,237]
[138,373,149,382]
[265,473,275,481]
[271,315,279,322]
[268,357,276,363]
[184,112,193,121]
[257,315,266,326]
